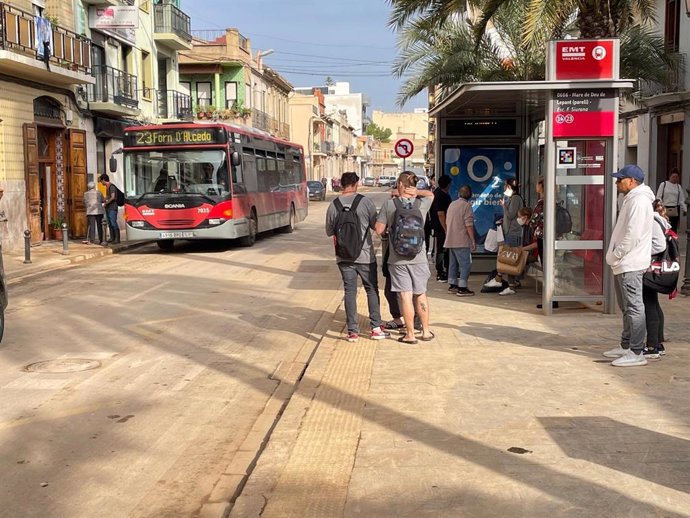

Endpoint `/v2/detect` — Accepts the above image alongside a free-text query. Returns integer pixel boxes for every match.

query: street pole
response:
[403,157,406,172]
[681,185,690,296]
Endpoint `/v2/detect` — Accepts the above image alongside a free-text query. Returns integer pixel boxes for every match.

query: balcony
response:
[0,2,94,86]
[252,108,290,139]
[87,65,138,116]
[157,90,193,120]
[637,54,686,101]
[81,0,119,4]
[153,1,192,50]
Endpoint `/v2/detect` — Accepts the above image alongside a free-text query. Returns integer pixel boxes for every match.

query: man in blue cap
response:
[604,164,655,367]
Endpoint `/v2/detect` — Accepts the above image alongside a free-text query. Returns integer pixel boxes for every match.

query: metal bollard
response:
[61,222,69,255]
[23,230,32,264]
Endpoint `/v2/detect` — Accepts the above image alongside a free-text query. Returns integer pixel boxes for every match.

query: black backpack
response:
[643,222,680,295]
[116,187,125,207]
[333,195,366,260]
[556,201,572,236]
[391,197,425,257]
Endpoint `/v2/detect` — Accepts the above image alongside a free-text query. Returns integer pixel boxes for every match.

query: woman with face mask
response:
[484,177,524,295]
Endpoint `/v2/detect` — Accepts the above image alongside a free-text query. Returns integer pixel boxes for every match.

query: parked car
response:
[0,243,7,342]
[307,181,326,201]
[377,175,397,187]
[362,176,376,187]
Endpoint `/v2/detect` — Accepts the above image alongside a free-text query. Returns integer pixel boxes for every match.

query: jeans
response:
[87,214,103,243]
[643,285,664,347]
[448,247,472,288]
[614,270,646,353]
[106,209,118,240]
[434,229,448,278]
[338,262,382,333]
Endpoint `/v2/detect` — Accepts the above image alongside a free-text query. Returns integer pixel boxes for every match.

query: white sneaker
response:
[611,349,647,367]
[498,287,515,296]
[484,278,503,288]
[603,345,627,358]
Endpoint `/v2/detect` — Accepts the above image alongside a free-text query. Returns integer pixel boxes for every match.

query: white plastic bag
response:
[484,228,499,252]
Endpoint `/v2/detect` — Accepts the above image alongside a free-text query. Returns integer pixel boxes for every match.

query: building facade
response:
[0,0,192,249]
[372,108,429,175]
[294,81,370,136]
[179,29,291,140]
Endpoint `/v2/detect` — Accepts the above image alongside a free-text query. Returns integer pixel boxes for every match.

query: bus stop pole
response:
[543,93,556,316]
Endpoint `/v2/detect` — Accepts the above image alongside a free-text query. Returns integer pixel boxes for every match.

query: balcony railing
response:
[157,90,193,120]
[637,53,686,98]
[153,1,191,42]
[252,109,290,139]
[252,108,269,132]
[88,65,137,108]
[0,2,91,74]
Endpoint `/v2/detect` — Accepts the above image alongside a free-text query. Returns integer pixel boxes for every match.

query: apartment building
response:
[372,108,429,174]
[179,29,291,140]
[619,0,690,191]
[0,0,191,248]
[294,81,370,136]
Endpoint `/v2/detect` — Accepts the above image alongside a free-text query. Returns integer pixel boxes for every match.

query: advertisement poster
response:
[443,146,517,252]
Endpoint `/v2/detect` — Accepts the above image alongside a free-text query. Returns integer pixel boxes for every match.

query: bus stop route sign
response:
[394,138,414,159]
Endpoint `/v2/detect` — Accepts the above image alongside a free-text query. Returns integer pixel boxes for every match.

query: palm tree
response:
[388,0,681,105]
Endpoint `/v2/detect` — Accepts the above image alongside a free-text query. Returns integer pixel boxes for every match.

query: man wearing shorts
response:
[375,171,434,344]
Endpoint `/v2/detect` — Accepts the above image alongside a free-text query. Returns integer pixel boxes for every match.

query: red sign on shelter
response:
[554,40,615,80]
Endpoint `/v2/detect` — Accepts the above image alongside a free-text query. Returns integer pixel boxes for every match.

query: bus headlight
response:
[130,221,145,228]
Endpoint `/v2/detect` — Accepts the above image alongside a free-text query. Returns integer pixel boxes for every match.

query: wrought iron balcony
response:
[153,1,192,49]
[88,65,138,113]
[0,2,93,85]
[637,53,686,98]
[157,90,193,120]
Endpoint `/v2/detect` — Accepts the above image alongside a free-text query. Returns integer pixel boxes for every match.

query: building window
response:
[665,0,680,52]
[141,50,153,100]
[225,82,238,108]
[96,139,106,178]
[179,81,191,97]
[196,82,212,109]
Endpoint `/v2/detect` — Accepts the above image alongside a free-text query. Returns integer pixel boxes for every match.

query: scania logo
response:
[164,203,185,209]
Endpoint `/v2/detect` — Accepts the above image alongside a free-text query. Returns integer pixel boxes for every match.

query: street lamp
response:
[682,185,690,296]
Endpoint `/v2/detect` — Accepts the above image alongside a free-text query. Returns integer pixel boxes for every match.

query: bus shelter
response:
[430,78,633,315]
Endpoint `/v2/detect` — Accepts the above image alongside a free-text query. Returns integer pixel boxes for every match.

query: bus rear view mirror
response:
[109,156,118,173]
[231,151,241,167]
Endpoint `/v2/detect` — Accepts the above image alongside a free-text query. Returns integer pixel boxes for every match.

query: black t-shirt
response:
[430,188,452,231]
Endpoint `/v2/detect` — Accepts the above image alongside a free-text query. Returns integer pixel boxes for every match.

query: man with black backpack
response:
[375,171,435,345]
[99,173,120,244]
[326,172,389,342]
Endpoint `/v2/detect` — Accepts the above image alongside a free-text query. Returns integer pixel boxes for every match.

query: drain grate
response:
[24,359,101,373]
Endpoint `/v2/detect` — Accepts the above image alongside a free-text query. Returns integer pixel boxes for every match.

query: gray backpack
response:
[391,198,425,257]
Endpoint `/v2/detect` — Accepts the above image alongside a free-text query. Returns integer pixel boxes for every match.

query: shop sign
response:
[551,39,616,80]
[552,89,615,138]
[89,6,139,29]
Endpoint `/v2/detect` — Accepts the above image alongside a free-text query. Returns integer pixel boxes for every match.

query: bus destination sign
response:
[125,127,227,147]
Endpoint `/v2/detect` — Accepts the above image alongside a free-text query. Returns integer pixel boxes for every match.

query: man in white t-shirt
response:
[656,169,686,232]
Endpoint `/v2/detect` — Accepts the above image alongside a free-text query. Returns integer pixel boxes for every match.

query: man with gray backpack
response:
[375,171,435,344]
[326,172,389,342]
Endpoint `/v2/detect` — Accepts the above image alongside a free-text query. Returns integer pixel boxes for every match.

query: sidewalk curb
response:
[196,290,344,518]
[6,241,152,285]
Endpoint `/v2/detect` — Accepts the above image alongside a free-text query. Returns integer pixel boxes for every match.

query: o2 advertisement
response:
[443,146,518,253]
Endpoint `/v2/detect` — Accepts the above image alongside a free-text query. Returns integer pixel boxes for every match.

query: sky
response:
[179,0,426,112]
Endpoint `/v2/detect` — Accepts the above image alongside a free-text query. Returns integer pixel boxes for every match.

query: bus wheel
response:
[239,211,257,247]
[157,240,175,251]
[282,205,296,234]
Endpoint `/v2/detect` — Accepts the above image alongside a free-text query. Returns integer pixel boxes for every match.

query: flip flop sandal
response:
[419,332,436,342]
[397,336,418,345]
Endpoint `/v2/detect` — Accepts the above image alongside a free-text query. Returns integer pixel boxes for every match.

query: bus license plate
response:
[159,231,195,239]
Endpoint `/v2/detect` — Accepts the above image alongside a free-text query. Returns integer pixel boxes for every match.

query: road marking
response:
[124,281,170,303]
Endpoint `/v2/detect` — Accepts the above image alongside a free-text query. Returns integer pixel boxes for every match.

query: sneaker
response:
[437,277,448,283]
[383,320,404,331]
[642,345,660,359]
[611,349,648,367]
[456,288,475,297]
[447,285,460,294]
[370,327,391,340]
[603,346,627,358]
[658,344,666,356]
[498,287,515,296]
[484,278,503,288]
[347,332,359,342]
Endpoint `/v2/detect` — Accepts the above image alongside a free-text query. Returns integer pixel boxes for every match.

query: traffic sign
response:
[394,138,414,159]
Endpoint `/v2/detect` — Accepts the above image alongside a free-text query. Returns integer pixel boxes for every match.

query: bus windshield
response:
[124,149,230,201]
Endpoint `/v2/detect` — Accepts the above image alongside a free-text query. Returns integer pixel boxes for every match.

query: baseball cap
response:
[611,164,644,182]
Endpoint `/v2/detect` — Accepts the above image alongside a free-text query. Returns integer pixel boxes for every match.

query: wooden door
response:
[67,129,88,237]
[23,123,43,243]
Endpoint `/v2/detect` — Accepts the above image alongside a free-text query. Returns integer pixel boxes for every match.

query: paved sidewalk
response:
[3,240,146,284]
[230,271,690,517]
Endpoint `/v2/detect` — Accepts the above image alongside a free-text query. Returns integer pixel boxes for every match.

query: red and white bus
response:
[120,122,308,249]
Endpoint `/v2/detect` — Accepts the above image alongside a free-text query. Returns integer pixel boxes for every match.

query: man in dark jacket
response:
[430,175,452,281]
